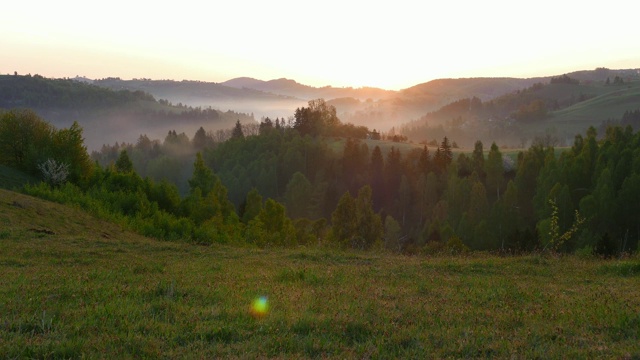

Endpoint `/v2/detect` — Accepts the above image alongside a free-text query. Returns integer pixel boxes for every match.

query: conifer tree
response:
[188,153,216,196]
[115,149,134,173]
[440,137,453,166]
[485,142,504,200]
[472,140,485,178]
[418,145,431,175]
[192,126,209,150]
[370,145,385,209]
[232,120,244,139]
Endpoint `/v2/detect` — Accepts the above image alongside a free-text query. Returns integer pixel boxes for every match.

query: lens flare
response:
[250,296,269,318]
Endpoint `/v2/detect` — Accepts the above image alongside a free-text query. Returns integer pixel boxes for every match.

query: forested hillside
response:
[0,74,253,149]
[33,69,638,144]
[91,77,397,127]
[4,94,638,256]
[400,73,640,148]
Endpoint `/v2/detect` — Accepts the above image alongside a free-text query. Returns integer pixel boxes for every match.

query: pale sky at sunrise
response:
[2,0,639,90]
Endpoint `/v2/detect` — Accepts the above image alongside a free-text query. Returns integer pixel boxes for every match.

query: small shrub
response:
[38,159,70,186]
[422,240,445,255]
[575,245,595,259]
[446,236,469,254]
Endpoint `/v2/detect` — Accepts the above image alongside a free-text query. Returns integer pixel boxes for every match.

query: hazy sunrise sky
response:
[2,0,639,90]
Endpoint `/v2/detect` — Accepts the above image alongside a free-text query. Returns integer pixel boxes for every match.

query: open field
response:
[1,189,639,358]
[538,81,640,137]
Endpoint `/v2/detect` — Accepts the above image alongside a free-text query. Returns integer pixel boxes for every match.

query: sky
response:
[2,0,639,90]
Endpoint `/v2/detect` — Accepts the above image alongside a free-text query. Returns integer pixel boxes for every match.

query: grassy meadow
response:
[536,81,640,137]
[1,189,639,358]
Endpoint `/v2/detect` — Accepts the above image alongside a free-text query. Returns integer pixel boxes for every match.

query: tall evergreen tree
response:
[385,146,402,206]
[192,126,209,150]
[485,142,504,201]
[472,140,485,179]
[115,149,134,173]
[232,120,244,139]
[440,136,453,167]
[370,145,385,208]
[188,152,216,196]
[419,145,431,175]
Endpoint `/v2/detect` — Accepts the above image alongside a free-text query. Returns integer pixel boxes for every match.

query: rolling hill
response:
[3,68,638,150]
[548,81,640,135]
[93,77,308,120]
[221,77,396,101]
[222,69,640,133]
[400,73,640,148]
[89,76,549,130]
[0,75,251,150]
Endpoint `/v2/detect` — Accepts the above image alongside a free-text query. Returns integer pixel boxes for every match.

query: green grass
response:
[538,81,640,136]
[1,189,639,358]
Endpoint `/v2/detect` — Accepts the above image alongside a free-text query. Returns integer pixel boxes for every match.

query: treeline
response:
[0,74,154,109]
[3,104,640,255]
[598,109,640,135]
[0,109,93,183]
[0,73,254,128]
[91,100,640,255]
[550,74,580,85]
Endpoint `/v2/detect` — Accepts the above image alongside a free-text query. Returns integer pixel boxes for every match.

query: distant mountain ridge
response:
[5,67,637,150]
[0,75,250,150]
[220,77,310,96]
[220,77,395,101]
[77,68,640,127]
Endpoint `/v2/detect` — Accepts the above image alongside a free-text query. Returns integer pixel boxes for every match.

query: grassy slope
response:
[548,82,640,134]
[1,189,639,358]
[507,81,640,139]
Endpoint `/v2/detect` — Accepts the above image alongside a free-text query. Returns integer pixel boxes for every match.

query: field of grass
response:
[538,81,640,137]
[1,189,639,358]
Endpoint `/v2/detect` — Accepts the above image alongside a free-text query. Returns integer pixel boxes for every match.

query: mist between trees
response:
[2,101,639,256]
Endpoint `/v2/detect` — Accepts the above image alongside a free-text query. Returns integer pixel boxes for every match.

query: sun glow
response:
[1,0,638,89]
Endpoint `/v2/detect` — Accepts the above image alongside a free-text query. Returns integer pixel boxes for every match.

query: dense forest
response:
[2,95,639,256]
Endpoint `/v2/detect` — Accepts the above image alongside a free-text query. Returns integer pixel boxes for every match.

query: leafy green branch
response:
[545,198,585,252]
